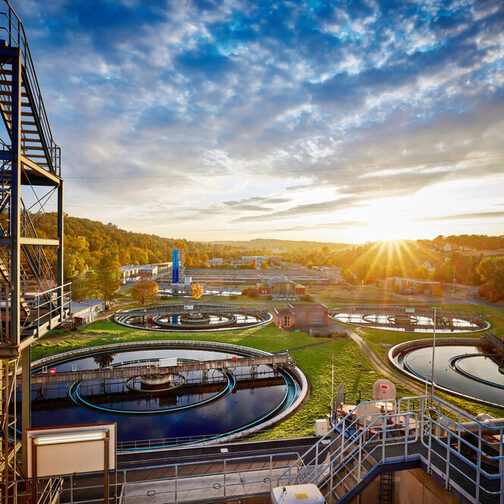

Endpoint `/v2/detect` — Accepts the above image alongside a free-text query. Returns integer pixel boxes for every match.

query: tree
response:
[191,282,204,299]
[477,282,503,302]
[94,253,121,302]
[261,261,269,269]
[72,273,95,301]
[130,278,159,304]
[476,257,504,297]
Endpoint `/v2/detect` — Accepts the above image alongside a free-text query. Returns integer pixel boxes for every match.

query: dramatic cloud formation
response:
[14,0,504,242]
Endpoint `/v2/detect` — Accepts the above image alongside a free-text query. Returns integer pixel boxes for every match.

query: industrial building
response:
[381,276,443,296]
[273,303,329,329]
[257,279,306,299]
[70,299,106,326]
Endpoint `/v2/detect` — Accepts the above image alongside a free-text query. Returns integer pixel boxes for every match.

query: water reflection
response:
[25,347,299,445]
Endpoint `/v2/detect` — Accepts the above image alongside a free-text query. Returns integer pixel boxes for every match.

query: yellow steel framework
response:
[0,1,68,501]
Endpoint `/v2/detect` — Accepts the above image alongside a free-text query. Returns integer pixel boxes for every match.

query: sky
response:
[13,0,504,243]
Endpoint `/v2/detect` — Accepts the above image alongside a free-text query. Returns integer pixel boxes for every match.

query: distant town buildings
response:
[120,262,171,284]
[70,298,106,326]
[206,257,224,266]
[239,255,282,267]
[381,277,443,296]
[256,280,306,300]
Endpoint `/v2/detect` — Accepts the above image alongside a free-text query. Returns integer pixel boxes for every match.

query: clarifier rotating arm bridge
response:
[27,353,292,384]
[331,305,489,333]
[114,303,273,332]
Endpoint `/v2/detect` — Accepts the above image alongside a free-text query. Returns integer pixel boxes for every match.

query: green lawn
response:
[33,300,504,439]
[33,318,411,437]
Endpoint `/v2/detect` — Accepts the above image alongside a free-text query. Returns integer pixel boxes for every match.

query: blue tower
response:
[172,250,180,284]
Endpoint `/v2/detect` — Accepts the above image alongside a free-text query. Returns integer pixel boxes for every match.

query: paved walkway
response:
[121,464,296,503]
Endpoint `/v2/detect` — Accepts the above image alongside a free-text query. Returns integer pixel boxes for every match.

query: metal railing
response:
[0,0,61,174]
[1,451,301,503]
[28,282,71,337]
[117,425,315,451]
[401,396,504,504]
[2,394,502,503]
[278,395,504,504]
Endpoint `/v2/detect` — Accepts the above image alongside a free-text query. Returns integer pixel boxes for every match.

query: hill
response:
[33,214,268,281]
[210,238,352,252]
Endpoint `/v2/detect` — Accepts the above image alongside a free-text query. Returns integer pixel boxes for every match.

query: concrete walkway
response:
[121,465,296,503]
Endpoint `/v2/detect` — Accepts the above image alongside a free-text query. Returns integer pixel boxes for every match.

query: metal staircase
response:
[276,396,504,504]
[0,0,69,350]
[0,0,68,500]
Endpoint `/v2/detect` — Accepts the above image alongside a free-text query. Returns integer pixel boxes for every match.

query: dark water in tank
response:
[19,347,299,446]
[395,344,504,407]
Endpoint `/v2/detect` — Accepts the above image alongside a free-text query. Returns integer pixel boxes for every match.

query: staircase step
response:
[0,91,30,97]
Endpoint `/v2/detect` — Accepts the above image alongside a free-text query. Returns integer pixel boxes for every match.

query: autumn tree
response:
[71,273,95,301]
[94,253,121,303]
[130,278,159,304]
[477,257,504,299]
[191,282,204,299]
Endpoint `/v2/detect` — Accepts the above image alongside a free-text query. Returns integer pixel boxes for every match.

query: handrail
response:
[278,395,504,503]
[0,1,61,175]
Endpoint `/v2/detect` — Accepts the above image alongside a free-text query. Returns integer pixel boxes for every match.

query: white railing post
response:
[358,435,362,481]
[329,455,334,501]
[445,431,450,488]
[499,458,503,504]
[405,415,409,458]
[457,411,461,453]
[341,420,346,462]
[475,451,481,503]
[174,464,178,503]
[382,418,386,461]
[223,459,227,498]
[427,419,432,474]
[269,454,273,492]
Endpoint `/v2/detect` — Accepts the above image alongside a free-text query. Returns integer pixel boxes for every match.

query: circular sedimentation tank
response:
[330,306,490,334]
[27,341,307,449]
[114,303,273,332]
[388,338,504,407]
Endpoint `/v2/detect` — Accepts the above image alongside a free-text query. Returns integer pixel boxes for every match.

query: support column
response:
[21,346,31,474]
[57,180,64,320]
[9,48,21,347]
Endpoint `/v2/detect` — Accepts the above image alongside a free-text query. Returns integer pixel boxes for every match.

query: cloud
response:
[6,0,503,240]
[419,210,504,222]
[270,221,366,233]
[234,197,358,223]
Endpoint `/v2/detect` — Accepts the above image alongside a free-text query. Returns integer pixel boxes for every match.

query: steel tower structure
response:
[0,1,69,498]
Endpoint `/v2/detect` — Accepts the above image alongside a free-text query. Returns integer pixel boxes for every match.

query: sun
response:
[355,199,422,242]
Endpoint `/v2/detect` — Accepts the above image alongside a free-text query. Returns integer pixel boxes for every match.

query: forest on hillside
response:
[34,214,268,281]
[32,214,504,302]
